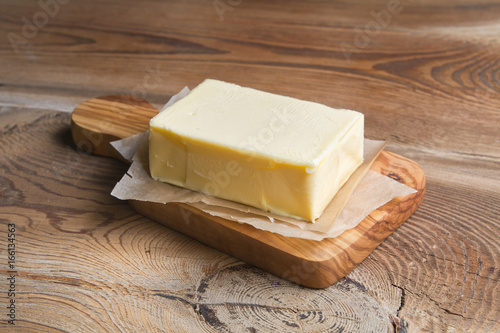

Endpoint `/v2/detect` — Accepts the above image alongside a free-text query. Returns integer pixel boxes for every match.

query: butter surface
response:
[149,79,364,222]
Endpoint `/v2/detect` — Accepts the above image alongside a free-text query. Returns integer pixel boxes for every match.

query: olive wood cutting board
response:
[71,95,425,288]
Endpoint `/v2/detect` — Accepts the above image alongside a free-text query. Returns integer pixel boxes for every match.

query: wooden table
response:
[1,0,499,331]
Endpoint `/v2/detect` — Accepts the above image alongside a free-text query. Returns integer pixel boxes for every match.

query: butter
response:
[149,79,364,222]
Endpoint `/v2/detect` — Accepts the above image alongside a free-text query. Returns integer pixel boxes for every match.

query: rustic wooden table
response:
[1,0,499,332]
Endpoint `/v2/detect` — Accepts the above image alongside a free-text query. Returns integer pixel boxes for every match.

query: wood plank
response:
[1,0,499,330]
[1,0,499,158]
[0,105,497,332]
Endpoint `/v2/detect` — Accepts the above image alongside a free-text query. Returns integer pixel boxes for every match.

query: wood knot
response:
[388,173,402,182]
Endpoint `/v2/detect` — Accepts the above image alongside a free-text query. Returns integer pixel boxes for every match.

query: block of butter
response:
[149,79,364,222]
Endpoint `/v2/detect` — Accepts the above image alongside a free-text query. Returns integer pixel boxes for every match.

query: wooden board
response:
[71,95,425,288]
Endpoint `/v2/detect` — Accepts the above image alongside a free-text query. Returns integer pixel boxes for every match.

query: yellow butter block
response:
[149,79,364,222]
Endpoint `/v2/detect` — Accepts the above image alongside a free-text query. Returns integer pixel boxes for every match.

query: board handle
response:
[71,95,159,161]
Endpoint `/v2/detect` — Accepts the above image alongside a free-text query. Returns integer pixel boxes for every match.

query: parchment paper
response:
[110,87,416,241]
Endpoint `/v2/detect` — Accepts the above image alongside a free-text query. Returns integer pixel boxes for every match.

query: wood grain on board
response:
[0,0,499,331]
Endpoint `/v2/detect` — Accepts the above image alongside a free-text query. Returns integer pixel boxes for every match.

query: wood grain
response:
[1,0,499,331]
[1,104,497,332]
[0,109,402,332]
[1,0,499,159]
